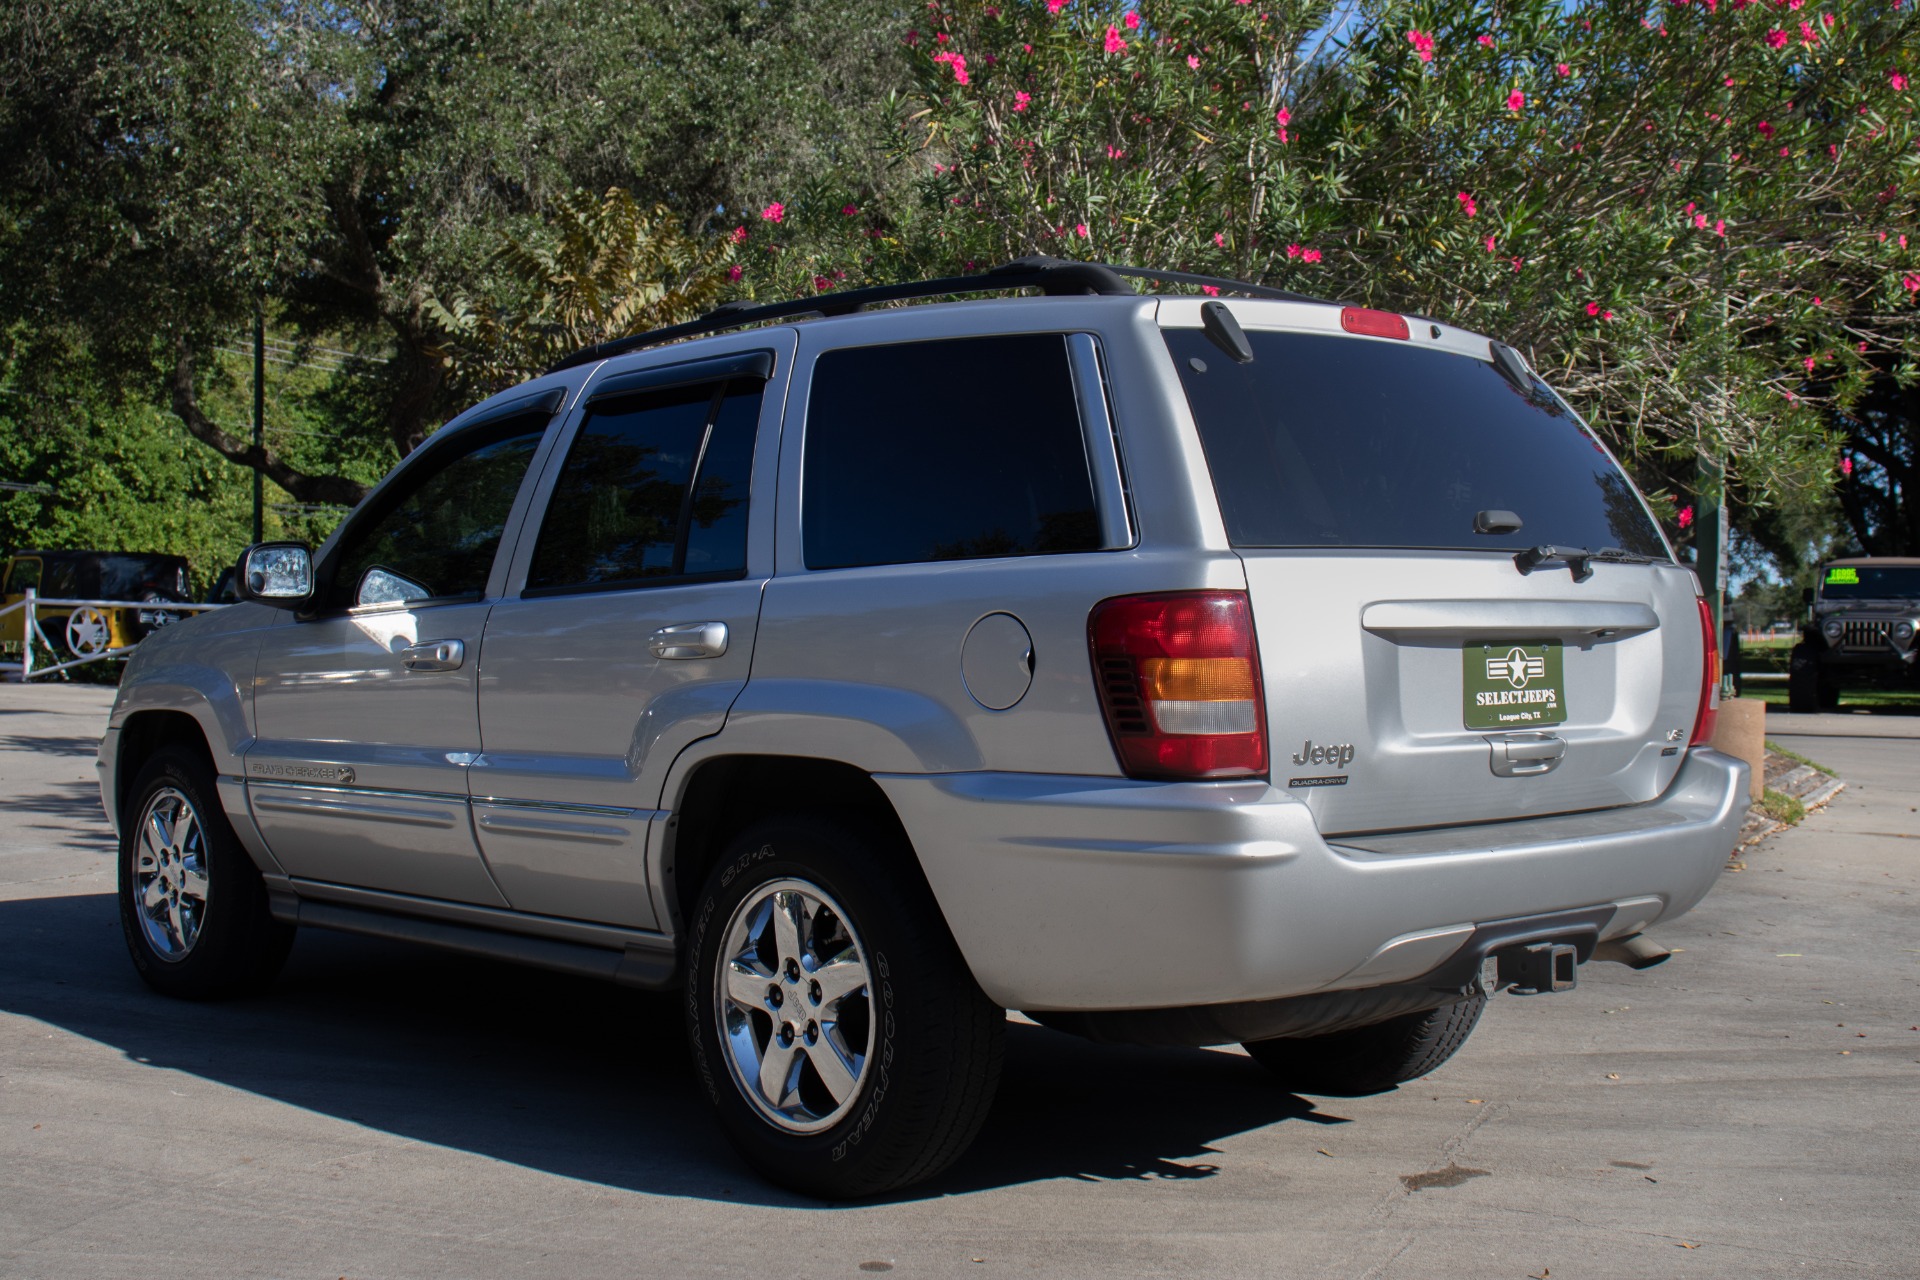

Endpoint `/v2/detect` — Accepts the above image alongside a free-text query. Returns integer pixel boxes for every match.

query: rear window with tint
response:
[1819,564,1920,599]
[1164,329,1668,557]
[802,334,1101,570]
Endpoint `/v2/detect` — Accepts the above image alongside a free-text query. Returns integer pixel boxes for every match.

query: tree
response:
[427,189,737,399]
[743,0,1920,546]
[0,0,913,505]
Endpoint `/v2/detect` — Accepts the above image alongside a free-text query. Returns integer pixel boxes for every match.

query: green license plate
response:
[1463,642,1567,730]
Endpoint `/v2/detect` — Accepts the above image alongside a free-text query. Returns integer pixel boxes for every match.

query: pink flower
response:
[1286,243,1303,259]
[1506,89,1525,112]
[1804,356,1816,370]
[1275,105,1292,142]
[1406,29,1436,62]
[1075,223,1089,238]
[1104,26,1127,54]
[1893,72,1910,91]
[726,264,743,282]
[1477,34,1495,47]
[1046,0,1068,12]
[1557,63,1570,76]
[1106,144,1125,159]
[1511,257,1525,272]
[1123,10,1141,29]
[1715,219,1726,236]
[1484,235,1497,252]
[1187,54,1201,69]
[841,204,859,216]
[903,29,918,46]
[1604,310,1614,320]
[1766,28,1788,48]
[1213,232,1226,248]
[760,202,785,223]
[1756,120,1774,136]
[1840,456,1854,475]
[1780,146,1790,157]
[731,225,748,243]
[1302,248,1322,263]
[1013,90,1031,112]
[1201,285,1220,296]
[1586,301,1601,317]
[932,50,970,85]
[1678,505,1694,529]
[1813,296,1822,305]
[1799,19,1818,45]
[1456,191,1478,217]
[813,275,831,292]
[1904,274,1920,292]
[1694,213,1709,229]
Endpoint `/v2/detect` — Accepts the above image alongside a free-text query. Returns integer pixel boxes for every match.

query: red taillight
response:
[1340,307,1410,340]
[1089,591,1268,780]
[1690,597,1721,747]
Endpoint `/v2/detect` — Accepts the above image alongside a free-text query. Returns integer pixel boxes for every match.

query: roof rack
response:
[545,255,1331,373]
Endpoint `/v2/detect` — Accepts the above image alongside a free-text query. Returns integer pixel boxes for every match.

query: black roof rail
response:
[545,255,1329,373]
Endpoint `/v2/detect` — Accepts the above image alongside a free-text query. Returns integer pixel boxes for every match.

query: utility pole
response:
[252,307,265,544]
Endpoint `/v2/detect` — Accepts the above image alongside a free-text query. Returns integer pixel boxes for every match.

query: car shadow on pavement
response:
[1,892,1343,1207]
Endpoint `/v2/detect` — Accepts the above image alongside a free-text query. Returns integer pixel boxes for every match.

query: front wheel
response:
[118,744,295,998]
[1242,994,1488,1097]
[685,815,1003,1198]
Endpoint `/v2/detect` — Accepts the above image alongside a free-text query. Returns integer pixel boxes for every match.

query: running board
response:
[275,895,678,990]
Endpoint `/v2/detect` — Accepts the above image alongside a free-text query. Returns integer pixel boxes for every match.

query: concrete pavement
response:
[1,683,1915,1278]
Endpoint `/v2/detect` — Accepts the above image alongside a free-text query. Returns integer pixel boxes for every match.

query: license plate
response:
[1463,642,1567,729]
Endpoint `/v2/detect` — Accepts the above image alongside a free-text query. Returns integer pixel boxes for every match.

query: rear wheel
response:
[1242,994,1488,1097]
[685,815,1003,1198]
[118,744,294,998]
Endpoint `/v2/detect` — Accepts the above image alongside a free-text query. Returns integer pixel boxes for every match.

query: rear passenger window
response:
[527,380,760,593]
[803,334,1101,570]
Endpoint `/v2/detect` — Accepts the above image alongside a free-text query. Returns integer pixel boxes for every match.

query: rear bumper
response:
[877,748,1747,1012]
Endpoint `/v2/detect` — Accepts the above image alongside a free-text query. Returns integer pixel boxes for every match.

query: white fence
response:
[0,588,226,681]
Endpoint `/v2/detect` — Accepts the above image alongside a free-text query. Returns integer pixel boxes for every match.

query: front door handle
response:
[402,638,465,672]
[1487,732,1566,777]
[649,621,729,660]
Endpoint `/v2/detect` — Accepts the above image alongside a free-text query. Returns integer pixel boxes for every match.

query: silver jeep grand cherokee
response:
[98,258,1747,1197]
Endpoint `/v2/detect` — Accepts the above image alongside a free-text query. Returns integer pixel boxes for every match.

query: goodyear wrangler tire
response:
[1241,993,1488,1097]
[685,815,1004,1198]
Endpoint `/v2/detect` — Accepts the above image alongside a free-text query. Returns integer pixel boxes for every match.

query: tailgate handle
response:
[1488,733,1565,777]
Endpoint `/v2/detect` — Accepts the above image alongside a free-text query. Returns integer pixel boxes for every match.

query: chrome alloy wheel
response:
[131,786,210,959]
[715,877,874,1134]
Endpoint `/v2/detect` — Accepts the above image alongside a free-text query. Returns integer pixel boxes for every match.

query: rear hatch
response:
[1161,306,1703,835]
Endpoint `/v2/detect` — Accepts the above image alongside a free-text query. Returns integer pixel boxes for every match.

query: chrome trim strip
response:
[250,789,458,829]
[475,811,630,845]
[471,796,652,819]
[286,878,676,951]
[245,780,454,805]
[1067,332,1134,550]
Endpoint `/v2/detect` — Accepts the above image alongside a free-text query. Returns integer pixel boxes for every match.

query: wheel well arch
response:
[115,710,214,820]
[665,755,918,928]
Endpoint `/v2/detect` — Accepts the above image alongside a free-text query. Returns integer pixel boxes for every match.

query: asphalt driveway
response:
[2,683,1914,1278]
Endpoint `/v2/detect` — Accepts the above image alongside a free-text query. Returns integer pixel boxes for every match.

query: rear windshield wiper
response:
[1513,545,1651,582]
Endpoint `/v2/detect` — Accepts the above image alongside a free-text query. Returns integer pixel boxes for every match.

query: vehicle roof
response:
[9,549,188,563]
[1826,556,1920,567]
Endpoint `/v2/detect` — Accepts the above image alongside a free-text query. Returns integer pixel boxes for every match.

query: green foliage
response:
[742,0,1920,543]
[427,190,737,399]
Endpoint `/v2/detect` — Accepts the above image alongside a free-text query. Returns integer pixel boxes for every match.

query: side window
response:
[323,417,547,611]
[5,558,41,595]
[527,379,760,594]
[802,334,1101,570]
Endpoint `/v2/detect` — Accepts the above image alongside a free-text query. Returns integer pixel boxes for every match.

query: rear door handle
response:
[649,621,729,660]
[402,638,465,672]
[1488,732,1566,777]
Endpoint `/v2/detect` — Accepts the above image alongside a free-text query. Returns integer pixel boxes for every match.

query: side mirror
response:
[239,543,313,606]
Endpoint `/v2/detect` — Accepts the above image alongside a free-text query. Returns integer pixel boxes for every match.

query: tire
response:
[1241,994,1488,1097]
[685,815,1004,1198]
[1787,643,1821,714]
[118,744,295,999]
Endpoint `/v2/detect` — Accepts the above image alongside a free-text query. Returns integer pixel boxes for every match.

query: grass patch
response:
[1757,788,1807,826]
[1766,740,1836,777]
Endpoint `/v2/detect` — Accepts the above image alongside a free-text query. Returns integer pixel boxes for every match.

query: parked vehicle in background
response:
[1,550,192,659]
[1789,557,1920,711]
[98,257,1747,1198]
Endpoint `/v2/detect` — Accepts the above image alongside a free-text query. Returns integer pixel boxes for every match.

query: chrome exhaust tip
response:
[1593,934,1671,971]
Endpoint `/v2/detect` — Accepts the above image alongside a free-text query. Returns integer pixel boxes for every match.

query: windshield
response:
[1820,564,1920,601]
[1163,328,1669,557]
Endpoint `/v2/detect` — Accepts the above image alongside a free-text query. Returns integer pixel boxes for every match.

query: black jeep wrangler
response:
[1788,557,1920,712]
